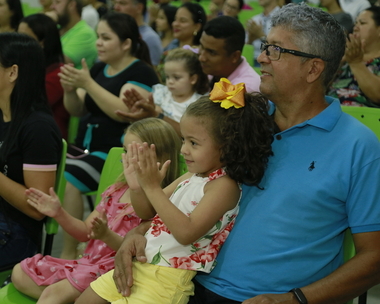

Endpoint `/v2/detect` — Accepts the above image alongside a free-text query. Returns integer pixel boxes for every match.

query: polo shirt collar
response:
[269,96,341,133]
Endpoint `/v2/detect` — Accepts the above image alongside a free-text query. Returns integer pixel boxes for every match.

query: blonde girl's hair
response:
[165,48,209,95]
[114,118,182,191]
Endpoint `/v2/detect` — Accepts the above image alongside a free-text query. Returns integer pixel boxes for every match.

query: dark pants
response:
[0,213,37,268]
[188,279,242,304]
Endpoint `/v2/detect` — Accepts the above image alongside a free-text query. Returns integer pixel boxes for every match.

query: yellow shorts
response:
[90,261,196,304]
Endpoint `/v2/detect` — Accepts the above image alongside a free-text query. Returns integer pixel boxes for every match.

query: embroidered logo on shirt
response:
[308,161,316,171]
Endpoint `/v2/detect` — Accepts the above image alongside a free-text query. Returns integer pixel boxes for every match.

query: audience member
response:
[11,118,181,304]
[156,4,177,52]
[18,14,70,139]
[328,6,380,107]
[339,0,370,20]
[222,0,244,19]
[58,12,159,260]
[82,0,100,30]
[320,0,353,33]
[76,80,274,304]
[200,16,261,92]
[50,0,98,69]
[208,0,224,20]
[172,2,206,48]
[112,4,380,303]
[117,48,209,135]
[0,33,62,267]
[0,0,23,33]
[246,0,279,67]
[147,0,171,30]
[113,0,163,66]
[156,2,206,82]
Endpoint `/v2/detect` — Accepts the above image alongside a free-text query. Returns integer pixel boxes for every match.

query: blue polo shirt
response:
[195,97,380,301]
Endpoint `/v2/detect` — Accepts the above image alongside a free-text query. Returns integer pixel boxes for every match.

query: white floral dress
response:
[144,168,240,273]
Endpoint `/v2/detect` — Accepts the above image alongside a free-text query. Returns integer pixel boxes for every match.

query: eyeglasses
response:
[260,43,329,61]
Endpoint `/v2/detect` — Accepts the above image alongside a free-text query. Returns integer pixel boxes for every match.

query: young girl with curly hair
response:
[75,78,274,304]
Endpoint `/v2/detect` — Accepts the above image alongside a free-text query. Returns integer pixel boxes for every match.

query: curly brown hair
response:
[184,93,274,186]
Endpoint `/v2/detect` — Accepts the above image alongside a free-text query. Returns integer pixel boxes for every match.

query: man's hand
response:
[113,221,150,297]
[115,89,156,123]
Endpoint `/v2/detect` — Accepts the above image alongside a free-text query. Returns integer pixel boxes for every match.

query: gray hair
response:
[271,3,346,88]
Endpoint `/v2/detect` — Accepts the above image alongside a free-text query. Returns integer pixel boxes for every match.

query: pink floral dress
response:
[144,168,240,273]
[20,184,141,292]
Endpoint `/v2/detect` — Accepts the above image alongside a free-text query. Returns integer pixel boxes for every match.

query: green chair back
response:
[238,9,256,28]
[341,106,380,140]
[67,116,80,145]
[94,147,125,207]
[242,44,254,67]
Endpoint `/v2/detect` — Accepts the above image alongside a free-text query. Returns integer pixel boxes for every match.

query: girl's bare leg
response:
[74,285,109,304]
[37,279,81,304]
[11,264,46,299]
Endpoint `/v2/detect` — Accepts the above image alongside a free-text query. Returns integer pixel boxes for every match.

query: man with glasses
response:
[112,4,380,304]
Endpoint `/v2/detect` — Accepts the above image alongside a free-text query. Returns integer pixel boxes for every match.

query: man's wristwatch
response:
[290,288,308,304]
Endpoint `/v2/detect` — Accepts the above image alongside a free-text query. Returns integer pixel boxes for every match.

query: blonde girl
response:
[75,79,274,304]
[11,118,181,304]
[120,48,209,135]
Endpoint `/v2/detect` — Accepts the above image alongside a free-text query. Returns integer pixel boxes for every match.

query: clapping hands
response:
[88,209,109,241]
[344,33,365,64]
[126,142,171,191]
[26,187,61,218]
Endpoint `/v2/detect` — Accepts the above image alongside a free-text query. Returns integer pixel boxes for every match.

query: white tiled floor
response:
[50,199,380,303]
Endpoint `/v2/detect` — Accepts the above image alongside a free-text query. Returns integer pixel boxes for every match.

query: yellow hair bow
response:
[209,78,246,109]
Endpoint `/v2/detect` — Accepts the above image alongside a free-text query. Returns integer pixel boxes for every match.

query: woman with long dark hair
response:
[0,33,62,267]
[18,13,70,139]
[58,12,159,259]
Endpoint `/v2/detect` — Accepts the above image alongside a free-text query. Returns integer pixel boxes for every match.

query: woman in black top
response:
[59,12,159,259]
[0,33,62,267]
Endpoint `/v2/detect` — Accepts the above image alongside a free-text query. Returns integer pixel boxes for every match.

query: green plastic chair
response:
[94,147,125,207]
[67,116,80,145]
[239,9,257,28]
[0,139,67,302]
[242,44,254,67]
[341,106,380,140]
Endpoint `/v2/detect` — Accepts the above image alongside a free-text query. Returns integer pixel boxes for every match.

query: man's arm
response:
[113,220,151,297]
[242,230,380,304]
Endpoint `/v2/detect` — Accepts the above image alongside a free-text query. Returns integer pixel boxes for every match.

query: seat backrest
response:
[94,147,125,207]
[341,106,380,140]
[67,116,80,145]
[242,44,254,67]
